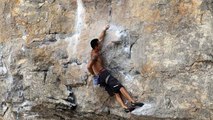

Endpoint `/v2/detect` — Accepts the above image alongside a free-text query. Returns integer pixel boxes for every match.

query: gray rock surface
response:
[0,0,212,120]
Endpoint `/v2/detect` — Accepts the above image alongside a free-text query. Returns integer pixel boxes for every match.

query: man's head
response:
[90,38,99,50]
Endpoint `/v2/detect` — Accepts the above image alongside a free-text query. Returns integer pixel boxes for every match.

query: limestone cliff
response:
[0,0,212,120]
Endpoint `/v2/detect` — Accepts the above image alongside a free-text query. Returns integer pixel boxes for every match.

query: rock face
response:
[0,0,213,120]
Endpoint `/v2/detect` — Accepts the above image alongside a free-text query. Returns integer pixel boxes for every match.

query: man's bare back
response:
[91,50,104,75]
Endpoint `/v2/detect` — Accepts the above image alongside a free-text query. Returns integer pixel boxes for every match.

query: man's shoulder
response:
[91,51,99,56]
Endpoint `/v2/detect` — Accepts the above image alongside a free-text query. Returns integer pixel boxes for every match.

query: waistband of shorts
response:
[98,68,107,76]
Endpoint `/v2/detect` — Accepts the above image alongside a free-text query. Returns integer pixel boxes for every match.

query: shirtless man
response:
[87,25,143,112]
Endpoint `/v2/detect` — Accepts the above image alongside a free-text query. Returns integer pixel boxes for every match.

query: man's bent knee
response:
[119,87,125,91]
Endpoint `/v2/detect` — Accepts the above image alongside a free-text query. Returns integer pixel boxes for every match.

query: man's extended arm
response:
[98,25,110,42]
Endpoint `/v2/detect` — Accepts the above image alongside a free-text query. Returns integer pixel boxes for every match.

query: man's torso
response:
[91,50,104,75]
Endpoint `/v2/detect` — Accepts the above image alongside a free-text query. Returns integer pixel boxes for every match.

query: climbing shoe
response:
[124,107,135,113]
[131,102,144,107]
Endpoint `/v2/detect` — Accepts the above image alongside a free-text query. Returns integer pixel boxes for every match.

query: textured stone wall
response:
[0,0,213,120]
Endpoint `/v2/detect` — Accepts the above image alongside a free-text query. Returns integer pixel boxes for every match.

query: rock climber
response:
[87,25,144,112]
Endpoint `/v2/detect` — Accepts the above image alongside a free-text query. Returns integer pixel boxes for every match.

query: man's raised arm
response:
[98,25,110,42]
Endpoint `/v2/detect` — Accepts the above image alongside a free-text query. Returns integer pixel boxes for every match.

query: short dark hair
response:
[90,38,99,49]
